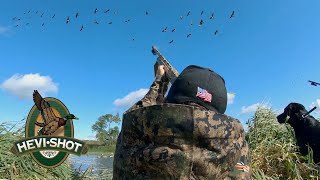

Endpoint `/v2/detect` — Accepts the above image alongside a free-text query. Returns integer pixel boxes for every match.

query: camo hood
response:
[113,104,251,179]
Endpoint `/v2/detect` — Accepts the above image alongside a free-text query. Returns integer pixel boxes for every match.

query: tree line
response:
[91,113,121,145]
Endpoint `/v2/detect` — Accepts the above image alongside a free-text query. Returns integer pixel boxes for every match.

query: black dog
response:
[277,103,320,163]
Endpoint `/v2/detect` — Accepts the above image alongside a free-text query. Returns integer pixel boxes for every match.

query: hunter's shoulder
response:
[194,108,243,123]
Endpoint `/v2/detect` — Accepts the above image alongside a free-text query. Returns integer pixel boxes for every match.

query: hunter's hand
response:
[154,62,166,77]
[157,65,165,76]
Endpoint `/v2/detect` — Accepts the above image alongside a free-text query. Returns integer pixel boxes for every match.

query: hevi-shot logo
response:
[11,90,88,168]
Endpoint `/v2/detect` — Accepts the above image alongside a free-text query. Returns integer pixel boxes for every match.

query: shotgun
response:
[151,46,179,84]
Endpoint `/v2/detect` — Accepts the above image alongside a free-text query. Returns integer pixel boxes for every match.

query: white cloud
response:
[113,90,236,108]
[85,134,96,140]
[241,103,271,114]
[0,26,10,36]
[1,73,58,100]
[310,99,320,113]
[274,108,285,115]
[227,92,235,105]
[113,88,149,109]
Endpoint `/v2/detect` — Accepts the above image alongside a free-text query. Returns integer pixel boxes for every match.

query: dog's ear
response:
[286,103,294,116]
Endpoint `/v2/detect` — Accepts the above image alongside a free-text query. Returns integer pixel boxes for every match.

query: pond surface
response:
[68,154,114,179]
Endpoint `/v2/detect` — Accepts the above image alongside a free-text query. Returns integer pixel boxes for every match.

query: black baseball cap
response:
[165,65,227,114]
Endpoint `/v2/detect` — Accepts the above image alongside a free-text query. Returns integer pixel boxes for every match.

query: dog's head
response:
[277,103,307,125]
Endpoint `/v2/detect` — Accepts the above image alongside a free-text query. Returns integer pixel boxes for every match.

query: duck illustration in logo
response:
[33,90,79,135]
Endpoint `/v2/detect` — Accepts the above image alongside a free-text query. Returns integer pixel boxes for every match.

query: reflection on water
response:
[68,154,114,179]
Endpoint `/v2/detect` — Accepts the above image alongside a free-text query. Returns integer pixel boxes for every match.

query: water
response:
[68,154,114,179]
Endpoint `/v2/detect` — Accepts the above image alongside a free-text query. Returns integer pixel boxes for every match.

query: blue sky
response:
[1,0,320,140]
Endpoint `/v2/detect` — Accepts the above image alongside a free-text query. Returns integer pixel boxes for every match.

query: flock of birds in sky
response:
[9,7,320,89]
[11,7,236,44]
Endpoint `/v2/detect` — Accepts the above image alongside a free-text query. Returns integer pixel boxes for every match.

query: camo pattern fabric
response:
[113,104,251,180]
[126,73,170,114]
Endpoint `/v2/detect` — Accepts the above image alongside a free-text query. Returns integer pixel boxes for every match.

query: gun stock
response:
[152,46,179,84]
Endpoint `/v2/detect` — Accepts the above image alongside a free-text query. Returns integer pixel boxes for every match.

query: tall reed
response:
[0,119,72,179]
[246,107,320,179]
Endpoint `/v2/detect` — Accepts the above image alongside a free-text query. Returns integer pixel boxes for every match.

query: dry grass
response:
[246,107,320,179]
[0,119,74,179]
[4,108,320,179]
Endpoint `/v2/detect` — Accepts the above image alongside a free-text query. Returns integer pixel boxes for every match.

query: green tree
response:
[91,113,121,145]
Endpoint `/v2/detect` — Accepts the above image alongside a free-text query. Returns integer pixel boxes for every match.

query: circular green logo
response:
[25,97,73,168]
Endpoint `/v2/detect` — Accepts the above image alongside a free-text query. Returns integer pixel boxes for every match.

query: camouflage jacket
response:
[113,104,251,180]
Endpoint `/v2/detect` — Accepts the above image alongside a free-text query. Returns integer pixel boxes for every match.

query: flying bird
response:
[187,33,191,37]
[201,11,204,15]
[230,10,235,18]
[125,19,131,23]
[42,23,45,26]
[145,11,149,15]
[26,23,30,26]
[94,20,99,24]
[76,12,79,18]
[162,27,167,32]
[171,28,176,32]
[169,40,174,44]
[12,16,17,21]
[94,8,98,14]
[309,80,320,86]
[66,16,70,24]
[214,30,219,35]
[199,19,204,26]
[33,90,78,136]
[180,16,183,20]
[40,13,44,18]
[187,11,190,16]
[80,25,84,31]
[52,14,55,18]
[190,20,193,26]
[108,21,113,24]
[210,13,214,20]
[105,9,110,13]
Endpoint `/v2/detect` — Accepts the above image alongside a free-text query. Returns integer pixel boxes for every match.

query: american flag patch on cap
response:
[196,87,212,103]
